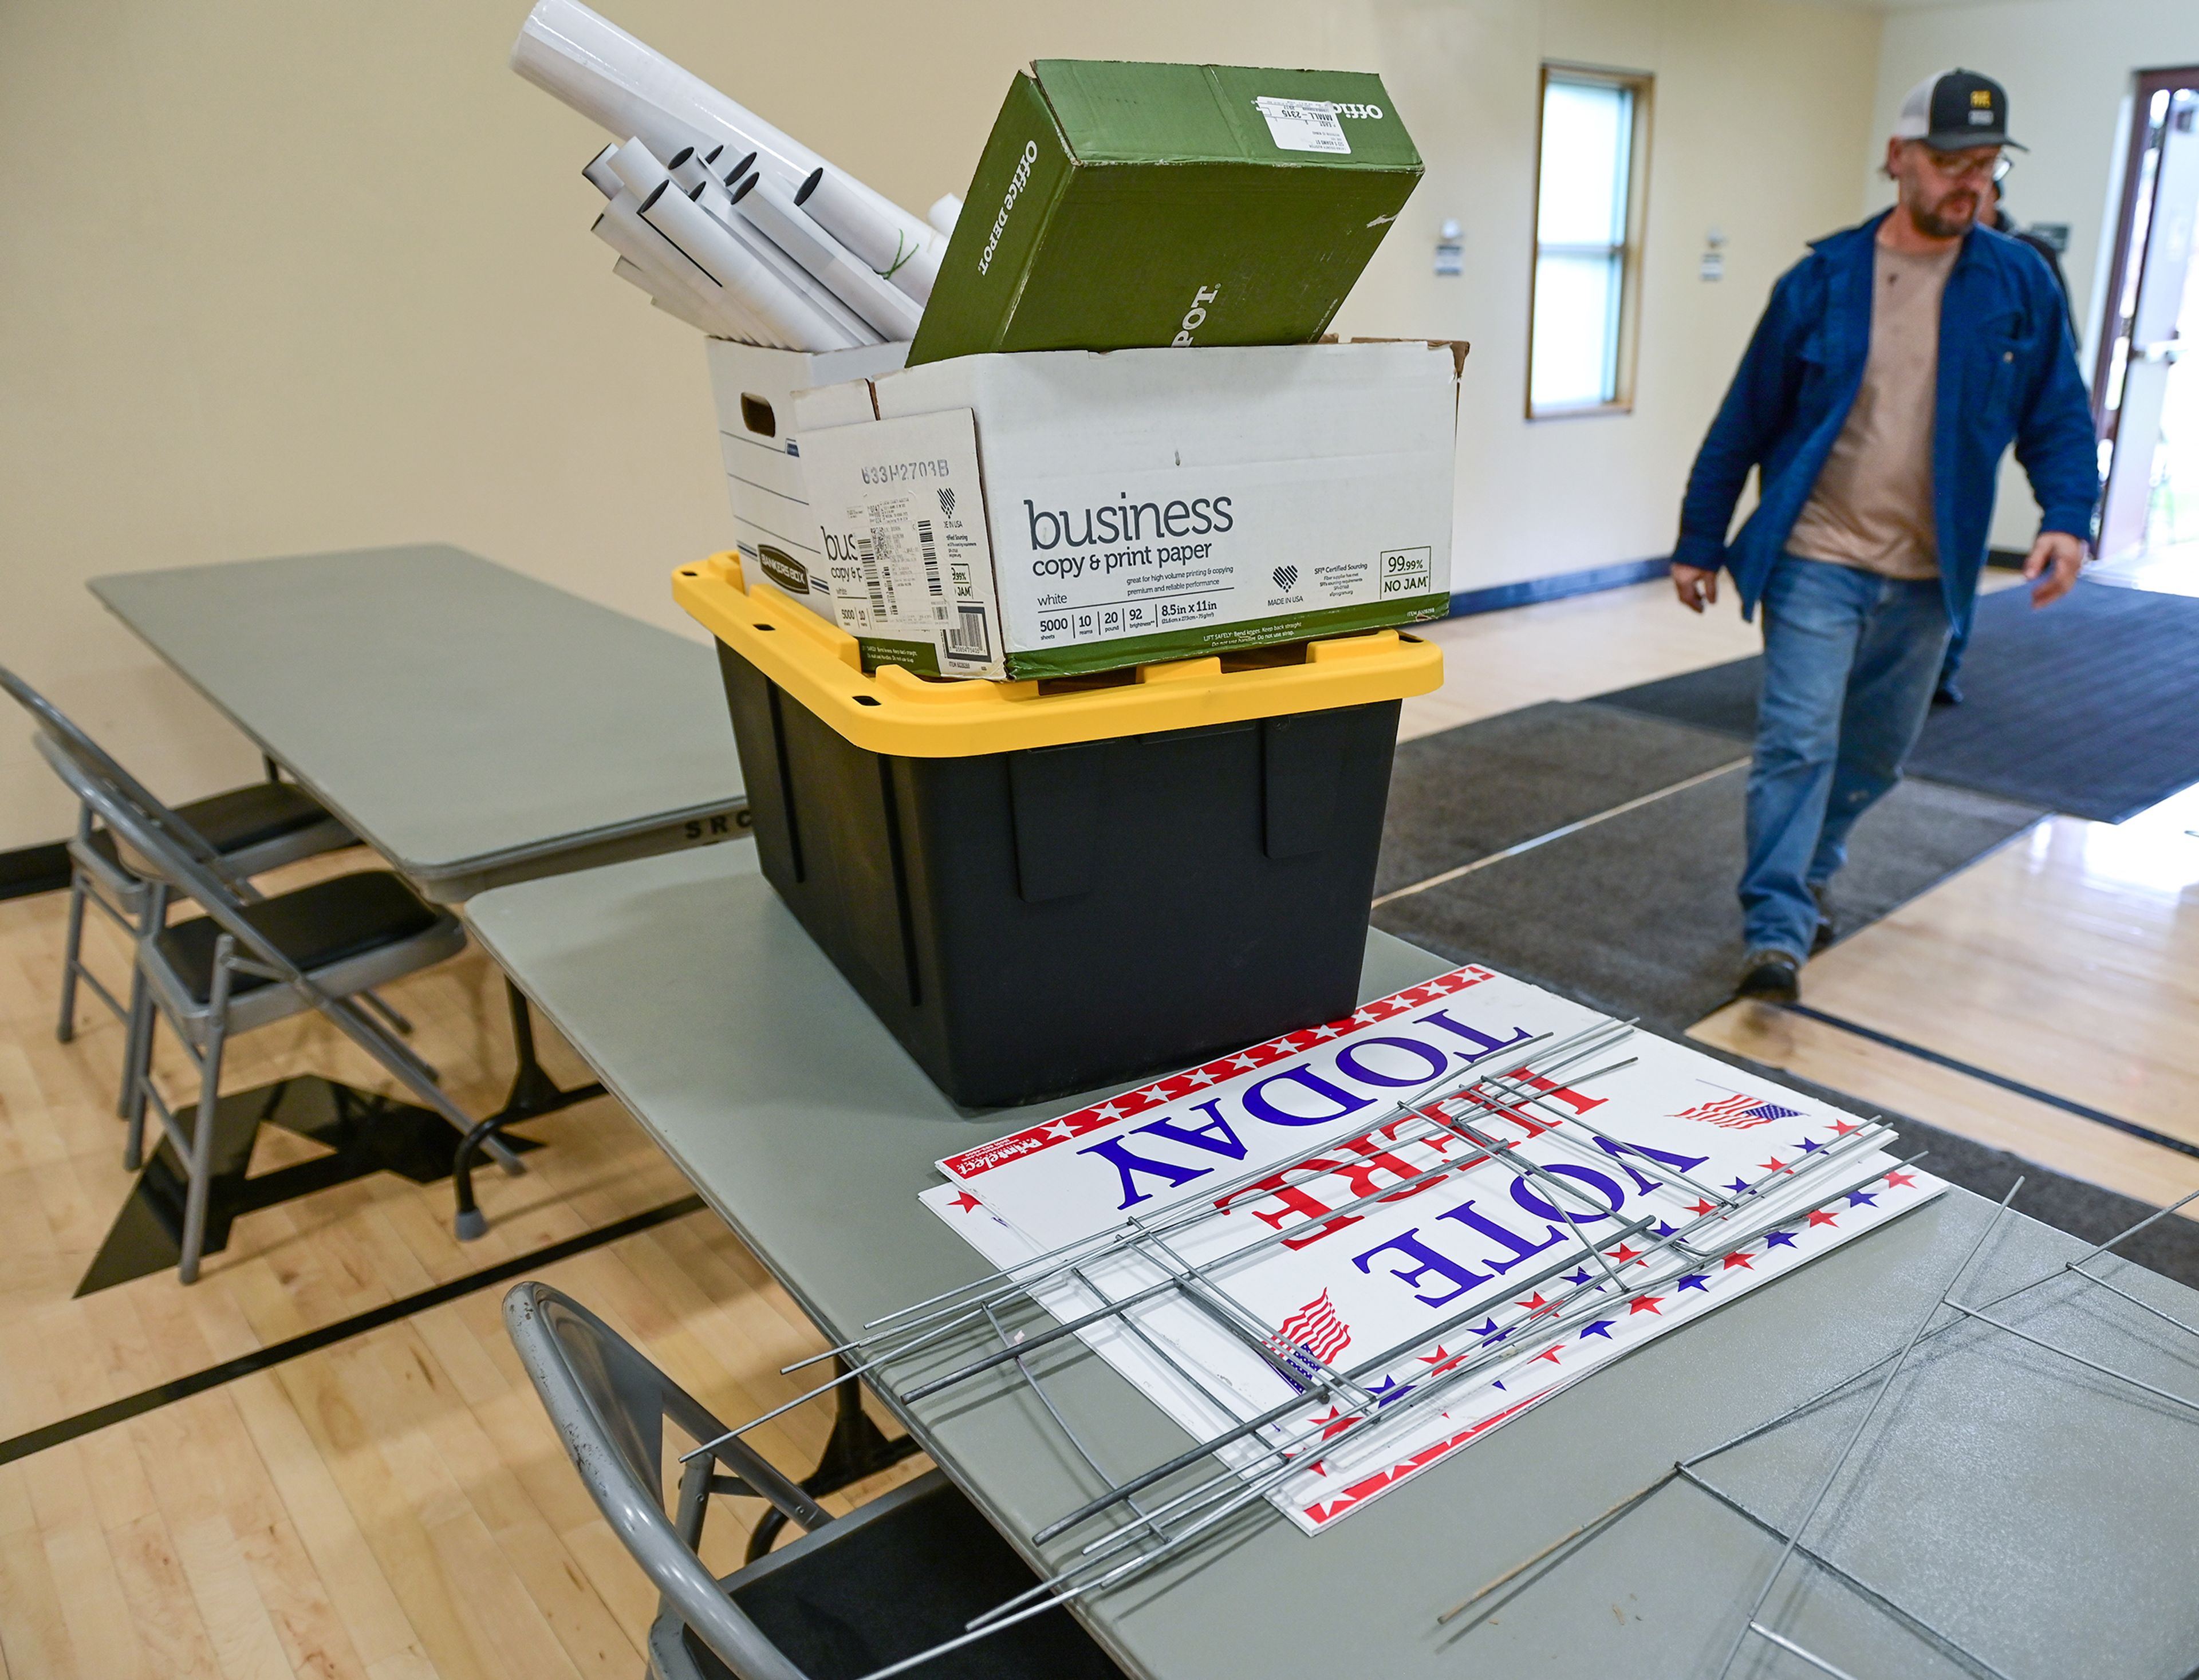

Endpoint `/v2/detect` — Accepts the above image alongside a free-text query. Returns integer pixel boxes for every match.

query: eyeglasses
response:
[1921,147,2013,184]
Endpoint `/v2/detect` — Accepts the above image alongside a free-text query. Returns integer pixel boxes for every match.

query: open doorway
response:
[2094,69,2199,596]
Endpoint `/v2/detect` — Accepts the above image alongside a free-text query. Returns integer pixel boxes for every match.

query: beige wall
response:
[1867,1,2199,550]
[0,0,1881,850]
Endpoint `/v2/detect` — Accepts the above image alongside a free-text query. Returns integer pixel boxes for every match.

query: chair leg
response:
[56,866,88,1044]
[178,937,235,1285]
[358,988,417,1039]
[120,882,167,1149]
[124,1005,157,1173]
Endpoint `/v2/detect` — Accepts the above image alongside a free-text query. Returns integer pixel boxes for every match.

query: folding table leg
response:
[450,979,606,1240]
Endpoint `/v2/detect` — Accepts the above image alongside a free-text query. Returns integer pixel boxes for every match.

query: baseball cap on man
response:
[1894,68,2027,152]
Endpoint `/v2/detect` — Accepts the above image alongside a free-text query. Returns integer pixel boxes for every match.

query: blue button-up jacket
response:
[1675,211,2099,625]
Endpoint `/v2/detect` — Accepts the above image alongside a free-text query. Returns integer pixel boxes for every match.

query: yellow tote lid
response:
[673,553,1443,758]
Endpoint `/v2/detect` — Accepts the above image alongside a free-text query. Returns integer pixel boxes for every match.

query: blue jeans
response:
[1740,555,1951,959]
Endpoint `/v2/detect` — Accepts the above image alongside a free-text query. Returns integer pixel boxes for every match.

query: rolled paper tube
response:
[594,198,766,341]
[706,192,884,346]
[735,173,922,340]
[582,142,624,198]
[795,167,941,302]
[610,254,722,334]
[927,194,963,235]
[672,156,738,222]
[639,179,864,350]
[607,134,671,199]
[510,0,936,290]
[719,149,757,187]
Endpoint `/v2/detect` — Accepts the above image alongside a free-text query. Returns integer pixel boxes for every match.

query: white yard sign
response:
[924,965,1942,1534]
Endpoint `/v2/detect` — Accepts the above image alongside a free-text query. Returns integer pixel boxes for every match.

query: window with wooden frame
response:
[1529,65,1653,417]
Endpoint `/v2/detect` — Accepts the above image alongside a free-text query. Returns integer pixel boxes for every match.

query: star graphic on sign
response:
[1090,1102,1124,1121]
[1605,1244,1645,1266]
[1578,1320,1617,1339]
[949,1191,984,1213]
[1184,1067,1217,1086]
[1466,1319,1506,1341]
[1722,1251,1756,1269]
[1686,1199,1718,1218]
[1830,1118,1859,1135]
[1516,1293,1551,1313]
[1653,1221,1678,1239]
[1564,1269,1595,1288]
[1309,1024,1341,1040]
[1042,1121,1078,1140]
[1758,1158,1791,1176]
[1727,1178,1753,1195]
[1420,1344,1469,1373]
[1532,1347,1563,1366]
[1307,1406,1359,1442]
[1676,1274,1711,1292]
[1366,1375,1415,1406]
[1794,1136,1823,1154]
[1627,1294,1665,1315]
[1848,1189,1879,1208]
[1230,1055,1260,1071]
[1885,1170,1916,1189]
[1806,1208,1841,1228]
[1761,1229,1798,1249]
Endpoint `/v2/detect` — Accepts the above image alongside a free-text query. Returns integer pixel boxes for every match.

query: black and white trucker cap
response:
[1894,69,2027,152]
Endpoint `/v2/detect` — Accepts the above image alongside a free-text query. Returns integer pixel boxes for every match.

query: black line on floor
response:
[1784,1004,2199,1162]
[0,1193,707,1466]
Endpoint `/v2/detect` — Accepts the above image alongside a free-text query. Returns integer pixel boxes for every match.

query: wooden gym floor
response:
[1,575,2193,1677]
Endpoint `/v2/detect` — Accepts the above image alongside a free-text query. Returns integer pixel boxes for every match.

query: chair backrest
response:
[37,725,313,994]
[2,662,258,898]
[504,1282,835,1680]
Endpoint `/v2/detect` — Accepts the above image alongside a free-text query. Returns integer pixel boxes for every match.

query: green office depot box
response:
[908,60,1422,367]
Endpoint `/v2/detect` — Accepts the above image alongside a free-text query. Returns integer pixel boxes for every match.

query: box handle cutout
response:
[740,394,777,437]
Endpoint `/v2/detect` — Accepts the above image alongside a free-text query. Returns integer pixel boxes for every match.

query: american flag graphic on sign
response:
[1672,1093,1804,1129]
[1266,1291,1352,1386]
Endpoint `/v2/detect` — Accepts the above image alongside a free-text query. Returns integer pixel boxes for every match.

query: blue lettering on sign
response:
[1333,1036,1452,1089]
[1077,1137,1216,1209]
[1351,1229,1493,1307]
[1436,1197,1568,1273]
[1415,1007,1534,1060]
[1506,1162,1625,1225]
[1242,1066,1376,1129]
[1593,1135,1710,1196]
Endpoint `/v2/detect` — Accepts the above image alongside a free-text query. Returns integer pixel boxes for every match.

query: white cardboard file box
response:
[704,338,911,619]
[789,340,1463,679]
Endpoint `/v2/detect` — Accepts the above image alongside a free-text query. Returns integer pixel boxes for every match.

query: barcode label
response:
[858,534,885,621]
[946,604,991,658]
[917,519,943,595]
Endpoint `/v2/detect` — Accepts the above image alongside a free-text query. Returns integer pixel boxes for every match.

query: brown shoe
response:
[1736,948,1802,1004]
[1810,883,1835,953]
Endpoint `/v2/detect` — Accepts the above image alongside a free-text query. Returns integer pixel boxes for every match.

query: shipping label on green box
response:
[910,61,1422,367]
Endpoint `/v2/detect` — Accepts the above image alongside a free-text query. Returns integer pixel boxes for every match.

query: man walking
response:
[1673,68,2098,1003]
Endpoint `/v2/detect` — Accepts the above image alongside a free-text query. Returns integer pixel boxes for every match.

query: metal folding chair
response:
[505,1282,1122,1680]
[1,665,413,1136]
[35,726,521,1282]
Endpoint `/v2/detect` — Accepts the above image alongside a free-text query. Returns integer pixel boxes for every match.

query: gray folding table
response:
[90,545,753,1235]
[466,841,2199,1680]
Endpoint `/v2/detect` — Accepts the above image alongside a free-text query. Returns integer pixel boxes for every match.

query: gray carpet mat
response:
[1375,704,2045,1032]
[1377,700,1748,897]
[1375,699,2193,1281]
[1591,579,2199,824]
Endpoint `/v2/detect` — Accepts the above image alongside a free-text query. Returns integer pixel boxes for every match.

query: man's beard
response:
[1908,188,1978,240]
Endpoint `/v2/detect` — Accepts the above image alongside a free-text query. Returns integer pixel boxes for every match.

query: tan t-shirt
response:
[1786,238,1960,581]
